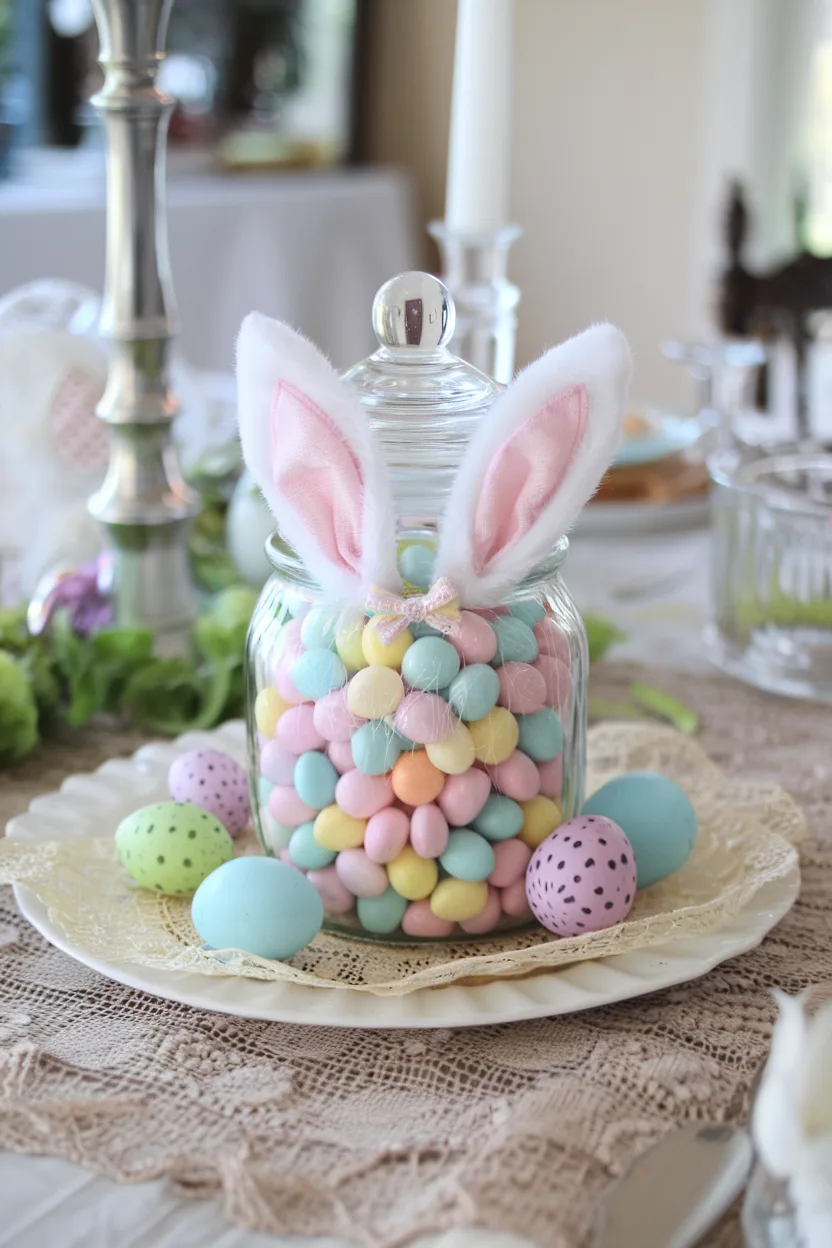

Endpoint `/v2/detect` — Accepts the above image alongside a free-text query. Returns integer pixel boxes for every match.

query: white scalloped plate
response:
[7,722,799,1029]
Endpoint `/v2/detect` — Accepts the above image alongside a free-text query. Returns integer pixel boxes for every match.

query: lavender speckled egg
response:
[168,749,250,837]
[525,815,637,937]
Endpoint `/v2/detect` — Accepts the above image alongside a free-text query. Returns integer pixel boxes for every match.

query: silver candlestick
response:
[88,0,197,654]
[428,221,521,384]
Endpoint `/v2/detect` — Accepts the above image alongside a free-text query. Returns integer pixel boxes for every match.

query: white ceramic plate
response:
[577,494,711,536]
[7,722,799,1030]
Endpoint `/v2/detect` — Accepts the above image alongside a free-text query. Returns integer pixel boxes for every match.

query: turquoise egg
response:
[491,617,539,665]
[292,647,347,699]
[288,820,337,870]
[472,794,524,841]
[258,775,274,806]
[447,663,500,721]
[300,606,340,651]
[357,886,408,934]
[516,707,563,761]
[352,719,403,775]
[439,829,495,881]
[401,636,460,691]
[508,599,546,627]
[191,856,323,959]
[398,543,435,589]
[581,771,698,889]
[410,621,443,639]
[294,751,338,810]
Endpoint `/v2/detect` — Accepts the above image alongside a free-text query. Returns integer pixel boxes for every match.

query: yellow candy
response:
[468,706,519,765]
[313,805,366,851]
[336,616,368,671]
[426,722,475,774]
[347,666,404,719]
[361,622,414,669]
[387,845,438,900]
[519,796,562,848]
[254,686,290,737]
[430,878,489,923]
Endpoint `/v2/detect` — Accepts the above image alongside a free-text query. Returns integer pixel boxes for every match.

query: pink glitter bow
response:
[366,577,460,645]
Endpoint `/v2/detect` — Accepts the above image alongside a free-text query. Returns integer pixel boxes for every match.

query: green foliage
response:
[0,651,39,764]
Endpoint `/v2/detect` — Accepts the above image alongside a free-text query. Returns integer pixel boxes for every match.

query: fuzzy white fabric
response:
[434,324,631,604]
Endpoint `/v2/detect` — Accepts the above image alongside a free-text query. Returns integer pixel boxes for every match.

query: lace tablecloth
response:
[1,664,830,1248]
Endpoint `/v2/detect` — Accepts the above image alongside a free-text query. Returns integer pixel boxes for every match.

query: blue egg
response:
[294,751,338,810]
[491,617,539,665]
[508,599,546,627]
[410,620,443,639]
[401,636,460,691]
[352,720,402,775]
[357,886,409,934]
[300,606,340,651]
[288,820,337,870]
[472,794,524,841]
[581,771,698,889]
[192,857,323,960]
[292,647,347,699]
[516,707,563,762]
[439,829,496,881]
[447,664,500,721]
[398,543,435,589]
[258,775,274,806]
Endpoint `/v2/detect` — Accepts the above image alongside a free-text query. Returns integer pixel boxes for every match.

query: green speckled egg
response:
[115,801,234,895]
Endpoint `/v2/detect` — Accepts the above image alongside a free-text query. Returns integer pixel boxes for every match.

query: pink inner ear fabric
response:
[270,381,364,575]
[472,384,588,573]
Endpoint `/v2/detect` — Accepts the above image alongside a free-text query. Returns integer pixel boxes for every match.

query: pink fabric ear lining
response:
[472,384,588,573]
[270,380,365,576]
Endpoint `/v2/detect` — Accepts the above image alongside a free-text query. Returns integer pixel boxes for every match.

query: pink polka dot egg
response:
[525,815,637,937]
[168,748,251,837]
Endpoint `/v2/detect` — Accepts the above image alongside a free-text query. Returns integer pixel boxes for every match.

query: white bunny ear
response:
[434,323,631,604]
[236,313,399,601]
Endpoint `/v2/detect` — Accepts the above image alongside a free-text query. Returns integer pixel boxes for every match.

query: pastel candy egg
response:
[440,829,495,882]
[276,705,326,755]
[472,794,524,841]
[313,804,366,851]
[538,755,563,800]
[313,688,364,742]
[497,662,547,715]
[258,775,275,806]
[508,599,546,627]
[327,740,354,774]
[581,771,698,888]
[272,617,304,663]
[347,666,404,719]
[294,751,338,811]
[447,664,500,722]
[364,807,410,863]
[534,655,573,715]
[436,768,492,826]
[401,636,460,692]
[430,877,489,923]
[395,691,455,745]
[500,878,533,918]
[268,785,317,828]
[387,845,439,900]
[426,722,475,774]
[254,687,290,737]
[260,740,297,786]
[410,804,450,858]
[192,857,323,958]
[410,621,443,639]
[401,899,454,938]
[274,660,305,705]
[468,706,519,766]
[398,542,435,588]
[533,616,571,664]
[168,748,250,836]
[459,884,503,933]
[335,613,369,672]
[391,750,445,805]
[491,617,538,665]
[116,801,234,895]
[361,622,414,669]
[288,820,336,870]
[307,865,355,915]
[352,719,402,776]
[357,886,408,934]
[488,838,532,888]
[263,813,293,852]
[292,647,347,700]
[488,750,541,801]
[524,816,637,935]
[518,795,562,848]
[335,770,394,819]
[335,848,389,898]
[300,606,340,651]
[447,610,497,664]
[516,708,563,762]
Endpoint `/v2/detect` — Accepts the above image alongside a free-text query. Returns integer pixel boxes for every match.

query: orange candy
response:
[391,750,445,806]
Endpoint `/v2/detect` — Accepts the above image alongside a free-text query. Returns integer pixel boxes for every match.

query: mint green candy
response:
[352,720,402,775]
[288,821,337,870]
[292,647,347,699]
[447,663,500,721]
[491,617,539,665]
[300,606,340,651]
[357,886,408,934]
[401,636,460,691]
[516,707,563,761]
[398,544,435,588]
[439,829,495,881]
[472,794,524,841]
[508,599,546,626]
[294,751,338,810]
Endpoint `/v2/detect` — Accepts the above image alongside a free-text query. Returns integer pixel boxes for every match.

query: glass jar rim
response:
[709,448,832,520]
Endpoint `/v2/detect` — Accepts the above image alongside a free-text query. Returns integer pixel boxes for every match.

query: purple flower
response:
[27,554,114,638]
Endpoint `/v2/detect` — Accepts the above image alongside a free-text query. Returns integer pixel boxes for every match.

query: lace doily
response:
[0,723,803,995]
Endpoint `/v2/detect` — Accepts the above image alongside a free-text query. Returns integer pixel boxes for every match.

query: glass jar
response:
[244,273,590,941]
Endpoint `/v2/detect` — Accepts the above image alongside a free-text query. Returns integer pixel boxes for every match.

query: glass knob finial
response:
[372,271,456,352]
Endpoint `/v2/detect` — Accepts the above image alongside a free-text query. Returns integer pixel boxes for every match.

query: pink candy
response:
[497,662,547,714]
[259,740,298,786]
[447,610,498,664]
[395,691,455,745]
[410,803,450,858]
[268,785,318,827]
[489,838,532,888]
[459,885,502,933]
[537,755,563,800]
[335,770,394,819]
[533,616,571,664]
[501,878,533,917]
[488,750,541,801]
[307,865,354,915]
[534,655,572,716]
[313,687,363,742]
[401,899,454,938]
[437,767,491,827]
[327,740,354,774]
[277,704,326,755]
[335,848,389,898]
[364,807,410,863]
